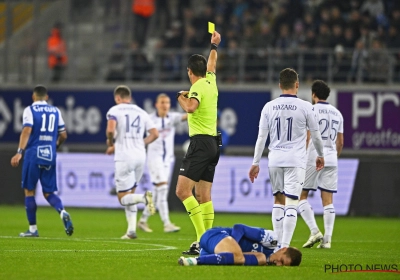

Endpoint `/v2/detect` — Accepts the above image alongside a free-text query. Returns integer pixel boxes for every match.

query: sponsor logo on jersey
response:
[32,105,57,113]
[37,145,53,161]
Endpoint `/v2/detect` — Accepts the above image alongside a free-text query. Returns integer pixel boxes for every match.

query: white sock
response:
[156,184,171,226]
[125,205,137,233]
[298,200,319,235]
[281,198,299,248]
[272,204,285,244]
[29,225,37,232]
[140,190,156,223]
[120,193,145,206]
[323,204,335,243]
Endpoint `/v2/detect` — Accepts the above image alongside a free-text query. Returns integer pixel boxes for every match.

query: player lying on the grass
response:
[178,224,302,266]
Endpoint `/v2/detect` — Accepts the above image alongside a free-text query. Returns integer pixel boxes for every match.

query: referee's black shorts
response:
[179,135,220,182]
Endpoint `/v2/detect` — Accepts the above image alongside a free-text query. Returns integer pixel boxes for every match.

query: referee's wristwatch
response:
[176,91,182,100]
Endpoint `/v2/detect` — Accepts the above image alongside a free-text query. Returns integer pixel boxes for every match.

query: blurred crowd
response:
[107,0,400,83]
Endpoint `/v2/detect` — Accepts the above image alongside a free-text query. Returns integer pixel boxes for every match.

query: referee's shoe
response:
[182,241,200,255]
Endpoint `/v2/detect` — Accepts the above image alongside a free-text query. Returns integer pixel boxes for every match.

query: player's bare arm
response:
[207,31,221,73]
[144,127,159,145]
[105,119,116,154]
[336,132,344,157]
[106,119,117,146]
[11,126,32,167]
[57,131,67,148]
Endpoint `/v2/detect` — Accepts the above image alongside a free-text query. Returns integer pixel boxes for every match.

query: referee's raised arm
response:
[207,31,221,74]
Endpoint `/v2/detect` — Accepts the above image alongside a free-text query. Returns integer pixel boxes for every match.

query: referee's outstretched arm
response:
[207,31,221,74]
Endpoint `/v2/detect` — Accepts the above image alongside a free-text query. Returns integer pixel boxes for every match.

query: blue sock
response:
[45,193,64,213]
[244,255,258,266]
[197,253,234,265]
[25,196,37,225]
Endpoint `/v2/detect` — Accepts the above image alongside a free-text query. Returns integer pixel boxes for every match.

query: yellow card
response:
[208,22,215,34]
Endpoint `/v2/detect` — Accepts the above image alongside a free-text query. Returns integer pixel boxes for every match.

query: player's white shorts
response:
[303,165,338,193]
[147,158,171,184]
[268,167,305,199]
[115,158,145,192]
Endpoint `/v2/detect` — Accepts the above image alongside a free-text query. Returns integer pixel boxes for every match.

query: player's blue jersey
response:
[200,227,274,259]
[22,101,65,165]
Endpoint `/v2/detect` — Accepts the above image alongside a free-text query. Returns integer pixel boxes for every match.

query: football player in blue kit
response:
[178,224,302,266]
[11,85,73,237]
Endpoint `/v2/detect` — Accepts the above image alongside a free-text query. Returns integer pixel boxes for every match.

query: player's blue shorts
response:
[199,227,231,256]
[22,161,57,193]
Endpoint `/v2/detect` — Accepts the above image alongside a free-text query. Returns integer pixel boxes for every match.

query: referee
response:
[176,31,221,255]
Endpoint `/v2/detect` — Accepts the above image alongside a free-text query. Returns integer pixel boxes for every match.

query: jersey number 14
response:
[125,115,141,133]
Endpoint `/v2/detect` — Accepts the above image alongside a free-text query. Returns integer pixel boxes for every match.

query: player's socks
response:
[197,252,234,265]
[244,254,258,266]
[25,196,37,228]
[120,193,146,205]
[272,204,284,244]
[139,209,150,224]
[156,184,171,226]
[45,193,64,213]
[183,196,205,241]
[298,199,320,235]
[323,204,335,243]
[125,204,138,233]
[200,201,214,230]
[29,225,38,233]
[281,200,298,248]
[139,192,155,223]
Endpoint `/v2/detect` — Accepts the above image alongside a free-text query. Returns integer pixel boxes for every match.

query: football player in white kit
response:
[249,68,325,249]
[138,93,187,233]
[298,80,344,249]
[106,85,159,239]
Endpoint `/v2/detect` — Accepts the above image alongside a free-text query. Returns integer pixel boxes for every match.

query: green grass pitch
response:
[0,205,399,280]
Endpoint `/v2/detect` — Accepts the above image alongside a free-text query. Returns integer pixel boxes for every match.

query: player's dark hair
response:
[33,85,48,97]
[285,247,302,266]
[311,80,330,100]
[188,54,207,77]
[279,68,298,90]
[114,85,131,99]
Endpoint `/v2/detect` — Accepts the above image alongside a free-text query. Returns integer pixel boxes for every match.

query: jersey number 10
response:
[40,113,56,132]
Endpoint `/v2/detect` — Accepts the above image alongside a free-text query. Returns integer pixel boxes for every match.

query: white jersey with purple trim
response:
[259,94,319,169]
[147,112,184,163]
[307,102,343,167]
[106,103,156,161]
